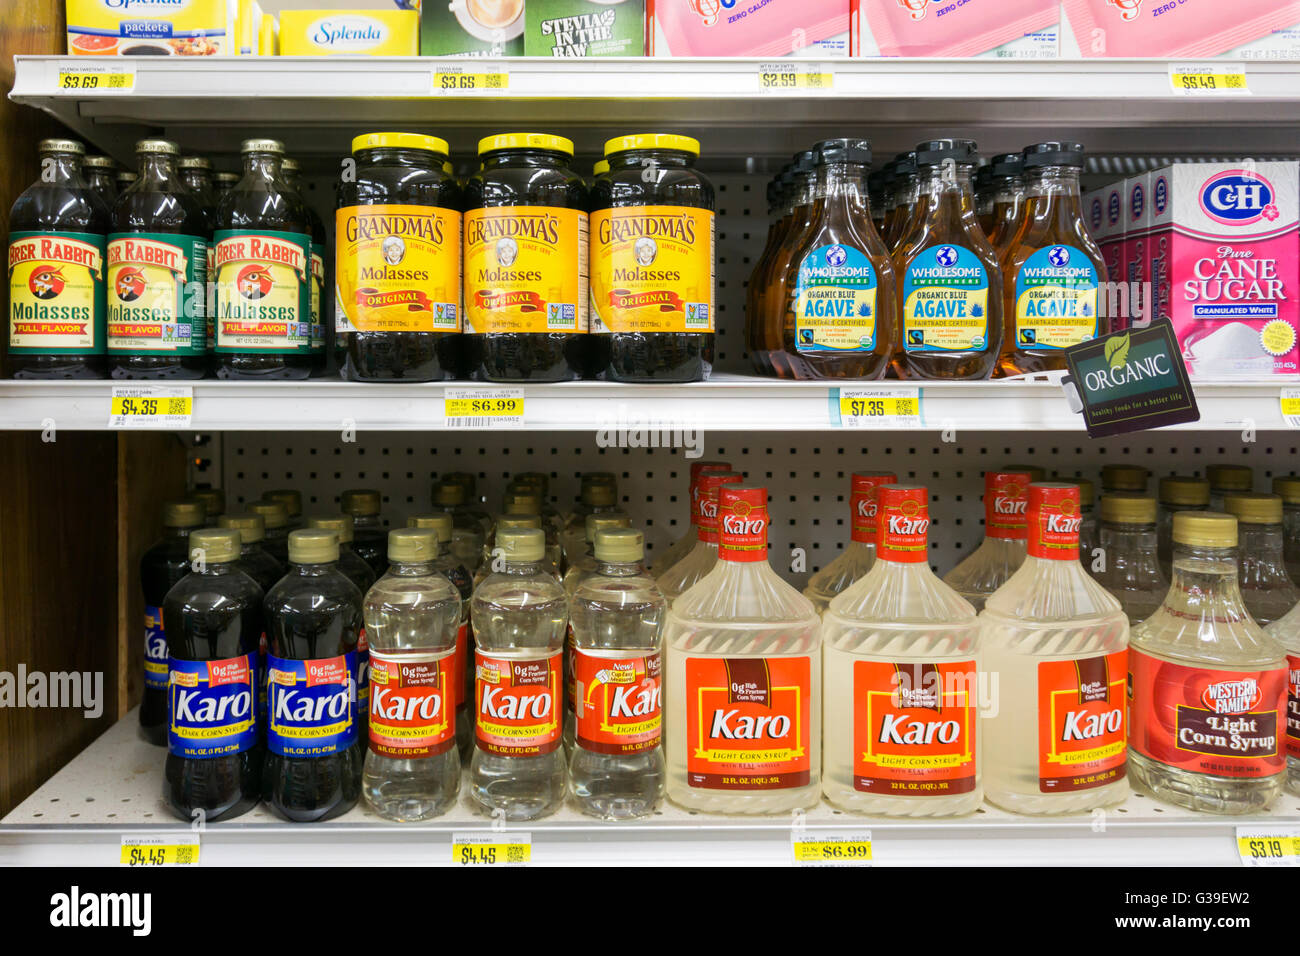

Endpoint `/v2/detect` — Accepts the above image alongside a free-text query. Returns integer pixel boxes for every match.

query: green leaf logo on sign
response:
[1105,331,1131,371]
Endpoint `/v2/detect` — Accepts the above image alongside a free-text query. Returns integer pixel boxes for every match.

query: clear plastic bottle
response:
[1272,476,1300,585]
[262,529,364,822]
[248,500,291,567]
[1077,478,1098,564]
[803,471,896,615]
[304,515,377,597]
[981,483,1130,814]
[217,512,285,593]
[1223,493,1300,627]
[823,484,981,816]
[432,480,487,574]
[1263,597,1300,795]
[1207,464,1253,511]
[1157,477,1210,577]
[649,460,731,578]
[502,491,562,576]
[1130,513,1288,813]
[476,515,546,590]
[362,529,463,821]
[656,470,744,602]
[985,153,1027,256]
[943,470,1033,613]
[1101,464,1149,494]
[510,472,564,537]
[560,479,619,566]
[569,529,666,819]
[440,471,495,534]
[340,488,388,578]
[563,472,618,543]
[1092,494,1167,625]
[664,484,822,814]
[469,528,568,820]
[162,528,263,823]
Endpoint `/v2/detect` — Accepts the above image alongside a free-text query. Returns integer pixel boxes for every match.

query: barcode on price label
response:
[120,835,200,866]
[108,386,193,429]
[831,387,923,429]
[1236,827,1300,866]
[444,387,524,428]
[1169,63,1249,96]
[432,67,509,94]
[791,830,872,867]
[452,831,530,866]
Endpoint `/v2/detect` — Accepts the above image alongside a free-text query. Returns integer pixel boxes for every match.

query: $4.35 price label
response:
[791,830,872,867]
[1169,63,1249,96]
[1236,827,1300,867]
[432,66,509,94]
[452,831,531,866]
[57,63,136,92]
[444,387,525,429]
[756,62,833,93]
[831,386,922,429]
[108,386,193,429]
[120,835,200,867]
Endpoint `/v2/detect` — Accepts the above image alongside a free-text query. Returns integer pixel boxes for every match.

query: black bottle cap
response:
[793,149,817,173]
[990,152,1025,178]
[914,138,979,167]
[892,151,918,177]
[1022,141,1086,170]
[974,165,993,193]
[813,138,872,167]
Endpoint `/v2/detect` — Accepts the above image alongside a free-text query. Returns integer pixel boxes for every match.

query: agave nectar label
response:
[475,651,562,756]
[793,243,877,353]
[877,486,929,563]
[107,232,206,355]
[1129,652,1287,779]
[7,230,105,354]
[464,206,588,334]
[1037,652,1127,793]
[589,205,714,334]
[985,471,1032,540]
[574,650,662,755]
[902,244,991,354]
[1014,245,1100,351]
[368,651,456,759]
[850,472,895,544]
[266,652,358,757]
[213,229,313,353]
[335,205,461,335]
[852,660,977,795]
[1028,486,1083,559]
[167,653,258,759]
[718,486,769,563]
[685,656,812,790]
[144,605,168,691]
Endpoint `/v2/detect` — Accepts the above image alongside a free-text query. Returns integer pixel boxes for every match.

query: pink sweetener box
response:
[649,0,851,57]
[852,0,1059,58]
[1062,0,1300,59]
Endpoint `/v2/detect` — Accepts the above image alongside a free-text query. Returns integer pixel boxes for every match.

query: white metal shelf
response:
[0,374,1289,433]
[1,709,1292,865]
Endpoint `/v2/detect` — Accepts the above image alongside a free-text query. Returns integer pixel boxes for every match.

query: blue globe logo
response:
[825,245,847,267]
[1048,246,1071,267]
[935,245,958,267]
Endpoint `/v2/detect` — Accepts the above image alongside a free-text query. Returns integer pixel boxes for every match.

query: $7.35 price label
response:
[444,387,525,429]
[452,831,530,866]
[120,835,200,867]
[432,66,509,94]
[756,62,833,93]
[1169,63,1249,96]
[831,386,922,429]
[791,830,872,867]
[1236,827,1300,867]
[108,386,193,429]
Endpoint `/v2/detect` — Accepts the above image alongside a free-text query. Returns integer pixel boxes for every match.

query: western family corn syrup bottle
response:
[590,134,715,383]
[336,133,462,382]
[214,139,318,379]
[7,138,109,378]
[463,133,588,382]
[107,139,208,379]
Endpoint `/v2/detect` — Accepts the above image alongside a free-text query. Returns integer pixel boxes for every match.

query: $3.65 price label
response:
[432,67,509,94]
[452,831,530,866]
[108,386,193,429]
[1169,63,1249,96]
[120,835,200,867]
[444,387,525,429]
[791,830,872,867]
[1236,827,1300,867]
[831,386,922,429]
[756,62,832,93]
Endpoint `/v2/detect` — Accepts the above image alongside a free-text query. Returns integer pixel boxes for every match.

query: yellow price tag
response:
[1281,388,1300,426]
[791,831,872,866]
[120,836,200,866]
[1236,828,1300,867]
[57,67,136,92]
[757,62,832,93]
[1170,64,1249,95]
[452,832,530,866]
[834,387,922,429]
[433,68,509,94]
[444,387,524,428]
[108,386,193,428]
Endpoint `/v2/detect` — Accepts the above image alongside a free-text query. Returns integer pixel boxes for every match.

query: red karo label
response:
[368,652,455,759]
[718,485,769,563]
[877,485,929,564]
[1027,484,1083,560]
[208,657,251,686]
[850,472,896,544]
[304,656,349,687]
[696,471,743,545]
[985,471,1032,541]
[688,461,732,526]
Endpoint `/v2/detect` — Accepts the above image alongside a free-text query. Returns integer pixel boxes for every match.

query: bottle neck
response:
[41,151,87,187]
[499,558,546,575]
[289,560,337,576]
[916,162,977,220]
[243,152,284,183]
[137,153,180,188]
[1237,523,1288,567]
[893,173,920,208]
[482,149,567,171]
[592,558,643,577]
[358,147,447,170]
[198,559,239,575]
[1164,542,1252,621]
[1024,165,1084,224]
[386,558,436,576]
[816,161,869,212]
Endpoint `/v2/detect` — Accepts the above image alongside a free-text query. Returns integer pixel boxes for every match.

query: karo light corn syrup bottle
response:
[1090,493,1167,625]
[651,460,732,578]
[803,470,896,616]
[943,470,1033,614]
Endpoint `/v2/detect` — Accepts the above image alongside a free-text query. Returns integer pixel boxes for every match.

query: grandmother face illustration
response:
[496,236,519,268]
[634,237,657,267]
[382,236,405,266]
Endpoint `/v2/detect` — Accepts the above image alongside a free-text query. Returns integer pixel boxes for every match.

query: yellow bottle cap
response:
[1100,493,1157,524]
[1158,477,1210,507]
[478,132,573,156]
[190,488,225,518]
[585,511,631,543]
[241,138,284,155]
[164,499,207,528]
[593,159,609,176]
[249,501,288,530]
[188,529,241,565]
[340,489,381,516]
[604,133,700,157]
[388,528,436,563]
[443,472,477,495]
[503,492,543,516]
[582,482,617,507]
[1075,477,1095,507]
[218,513,265,544]
[306,514,355,544]
[1172,512,1237,548]
[263,488,301,518]
[1223,493,1283,525]
[407,512,453,543]
[1206,464,1253,493]
[496,515,542,532]
[288,529,339,564]
[352,132,450,157]
[595,528,643,563]
[1272,476,1300,505]
[497,527,545,562]
[433,482,466,507]
[1101,464,1149,492]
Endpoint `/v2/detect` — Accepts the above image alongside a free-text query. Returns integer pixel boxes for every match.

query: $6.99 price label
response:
[444,387,524,429]
[791,830,872,867]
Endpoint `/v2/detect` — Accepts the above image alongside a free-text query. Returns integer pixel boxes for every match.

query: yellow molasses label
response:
[7,230,105,354]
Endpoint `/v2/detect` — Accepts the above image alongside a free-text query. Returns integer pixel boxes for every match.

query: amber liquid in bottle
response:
[761,163,820,380]
[988,173,1027,258]
[746,180,788,376]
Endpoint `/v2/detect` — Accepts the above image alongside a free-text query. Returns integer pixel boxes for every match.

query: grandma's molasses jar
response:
[336,133,462,382]
[590,134,715,383]
[463,133,588,383]
[213,139,318,380]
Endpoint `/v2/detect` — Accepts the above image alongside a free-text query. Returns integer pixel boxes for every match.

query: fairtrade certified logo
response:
[934,245,958,267]
[1048,246,1071,267]
[28,266,66,299]
[825,245,847,267]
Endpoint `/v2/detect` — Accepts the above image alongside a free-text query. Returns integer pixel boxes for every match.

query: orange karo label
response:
[685,656,811,790]
[574,650,662,755]
[475,650,562,756]
[368,653,456,759]
[1037,653,1128,793]
[852,660,977,795]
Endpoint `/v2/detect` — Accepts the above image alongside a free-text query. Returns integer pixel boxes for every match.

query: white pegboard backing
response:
[220,430,1300,588]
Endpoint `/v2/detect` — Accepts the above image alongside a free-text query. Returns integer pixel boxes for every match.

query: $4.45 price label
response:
[120,835,200,867]
[831,386,922,429]
[444,387,525,429]
[756,62,833,93]
[432,66,509,94]
[56,62,136,92]
[1169,63,1249,96]
[1236,827,1300,867]
[791,830,872,867]
[452,831,531,866]
[108,386,193,429]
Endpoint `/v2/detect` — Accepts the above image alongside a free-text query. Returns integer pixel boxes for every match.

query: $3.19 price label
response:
[1236,827,1300,867]
[831,386,922,429]
[791,830,872,867]
[57,63,136,92]
[452,831,531,866]
[108,386,193,429]
[444,387,525,429]
[756,62,832,93]
[120,835,200,867]
[1169,63,1249,96]
[432,66,509,94]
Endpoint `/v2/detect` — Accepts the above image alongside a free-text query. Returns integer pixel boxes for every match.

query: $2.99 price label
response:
[757,62,832,93]
[791,830,872,867]
[120,835,200,867]
[832,386,922,429]
[1236,827,1300,867]
[452,831,531,866]
[444,387,524,429]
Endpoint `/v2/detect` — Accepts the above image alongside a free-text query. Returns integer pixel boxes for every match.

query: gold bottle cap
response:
[388,528,436,563]
[306,514,355,544]
[1004,463,1046,483]
[497,527,545,562]
[190,488,225,518]
[340,489,381,516]
[1075,477,1095,507]
[1272,476,1300,505]
[1100,493,1157,524]
[214,172,240,186]
[178,156,211,171]
[40,138,84,155]
[407,512,453,542]
[164,499,207,528]
[595,528,643,563]
[116,171,137,184]
[442,471,477,495]
[1223,493,1283,525]
[503,492,543,516]
[513,471,550,492]
[1172,512,1237,548]
[1101,464,1149,492]
[241,138,285,155]
[495,515,541,532]
[263,489,302,517]
[188,529,240,565]
[218,513,265,544]
[249,501,289,529]
[586,511,631,543]
[136,138,179,156]
[83,154,116,169]
[288,529,338,564]
[1158,477,1210,507]
[582,482,617,507]
[281,157,300,174]
[1206,464,1253,493]
[433,481,466,506]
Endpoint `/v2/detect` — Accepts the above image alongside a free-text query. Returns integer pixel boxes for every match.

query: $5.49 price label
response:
[108,386,193,429]
[791,830,872,867]
[432,66,509,94]
[444,387,524,429]
[756,62,833,93]
[120,835,200,867]
[1236,827,1300,867]
[1169,63,1249,96]
[452,831,531,866]
[57,63,136,92]
[831,386,922,429]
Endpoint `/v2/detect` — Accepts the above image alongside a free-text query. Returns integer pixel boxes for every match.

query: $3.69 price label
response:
[108,386,193,429]
[756,62,832,93]
[1236,827,1300,867]
[120,835,200,867]
[831,386,922,429]
[452,831,531,866]
[791,830,872,867]
[57,63,136,92]
[444,387,524,429]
